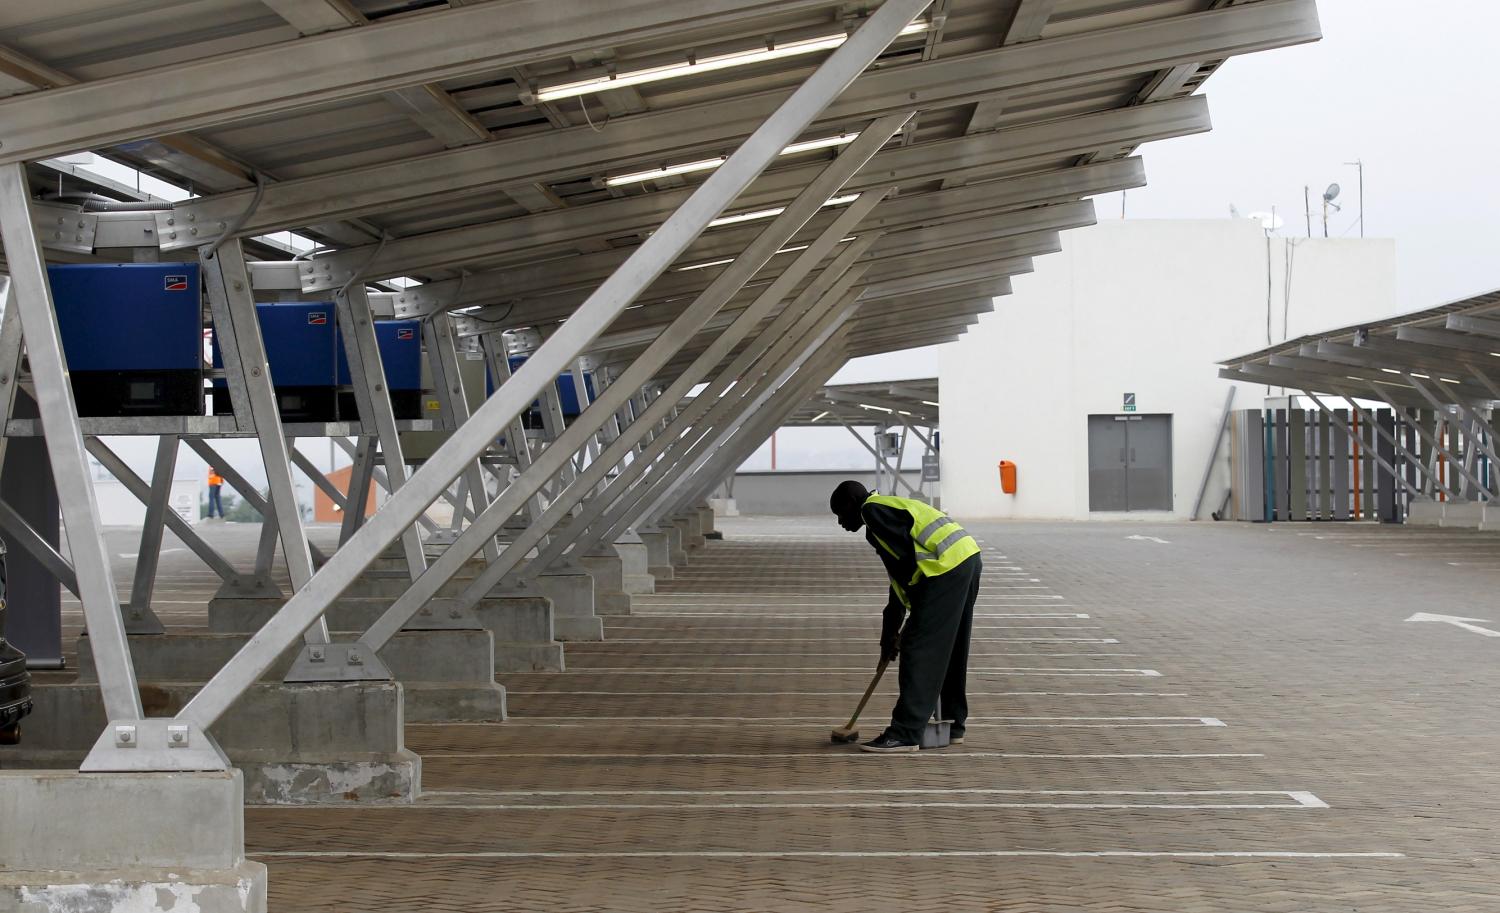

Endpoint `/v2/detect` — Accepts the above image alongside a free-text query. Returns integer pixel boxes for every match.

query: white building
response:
[939,219,1397,520]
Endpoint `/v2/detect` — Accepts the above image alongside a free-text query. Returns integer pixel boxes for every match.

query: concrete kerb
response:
[4,682,419,806]
[206,594,564,672]
[0,769,267,912]
[75,630,507,723]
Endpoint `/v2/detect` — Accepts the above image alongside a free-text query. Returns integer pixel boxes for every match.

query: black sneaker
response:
[950,729,965,745]
[859,733,920,754]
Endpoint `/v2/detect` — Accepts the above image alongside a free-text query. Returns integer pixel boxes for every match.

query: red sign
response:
[307,312,328,325]
[396,328,415,340]
[164,275,189,291]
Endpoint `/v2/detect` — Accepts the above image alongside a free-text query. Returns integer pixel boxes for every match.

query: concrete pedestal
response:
[76,630,506,723]
[697,503,720,539]
[578,550,632,616]
[709,496,739,517]
[340,568,480,600]
[673,510,706,552]
[0,770,266,912]
[207,595,563,672]
[616,537,655,594]
[665,523,689,566]
[637,528,674,580]
[500,572,602,641]
[1407,501,1444,526]
[6,681,419,805]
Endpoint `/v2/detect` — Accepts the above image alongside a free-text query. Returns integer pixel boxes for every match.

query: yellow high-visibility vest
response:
[864,494,979,606]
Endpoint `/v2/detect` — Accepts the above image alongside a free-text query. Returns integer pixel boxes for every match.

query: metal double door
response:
[1088,414,1172,512]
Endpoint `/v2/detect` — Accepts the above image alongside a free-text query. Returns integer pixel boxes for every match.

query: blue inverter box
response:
[47,263,203,416]
[487,355,596,429]
[335,319,423,420]
[211,302,339,421]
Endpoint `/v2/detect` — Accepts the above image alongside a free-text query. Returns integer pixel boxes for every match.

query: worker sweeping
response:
[830,480,982,753]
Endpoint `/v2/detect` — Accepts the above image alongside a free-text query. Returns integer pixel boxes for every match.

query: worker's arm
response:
[863,501,915,662]
[861,502,918,584]
[880,586,905,662]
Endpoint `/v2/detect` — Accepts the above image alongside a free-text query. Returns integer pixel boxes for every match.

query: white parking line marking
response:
[569,652,1139,658]
[627,611,1088,617]
[494,718,1219,729]
[411,751,1261,761]
[548,667,1160,676]
[590,638,1122,644]
[505,691,1188,697]
[252,845,1398,851]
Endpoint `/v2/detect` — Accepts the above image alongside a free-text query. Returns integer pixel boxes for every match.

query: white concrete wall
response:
[940,219,1397,520]
[93,478,200,527]
[725,470,928,515]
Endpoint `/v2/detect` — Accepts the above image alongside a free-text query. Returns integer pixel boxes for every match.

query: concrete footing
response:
[665,523,689,567]
[76,630,506,723]
[206,595,563,672]
[638,528,674,580]
[0,769,267,912]
[577,550,632,616]
[502,571,602,641]
[697,503,721,540]
[617,537,656,594]
[1407,500,1498,529]
[339,568,479,600]
[7,681,419,805]
[673,511,706,553]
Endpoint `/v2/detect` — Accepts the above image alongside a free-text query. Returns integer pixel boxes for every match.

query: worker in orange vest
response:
[206,467,225,520]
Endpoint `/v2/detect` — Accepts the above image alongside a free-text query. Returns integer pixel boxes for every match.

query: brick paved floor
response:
[43,519,1500,909]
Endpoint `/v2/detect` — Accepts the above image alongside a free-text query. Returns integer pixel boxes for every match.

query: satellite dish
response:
[1247,211,1284,231]
[1323,183,1341,202]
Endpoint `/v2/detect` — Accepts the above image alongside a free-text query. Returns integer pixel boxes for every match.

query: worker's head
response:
[829,480,869,532]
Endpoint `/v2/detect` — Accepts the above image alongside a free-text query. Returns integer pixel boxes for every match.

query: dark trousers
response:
[886,553,982,743]
[207,485,223,518]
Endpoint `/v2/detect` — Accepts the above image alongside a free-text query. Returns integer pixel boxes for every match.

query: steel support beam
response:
[85,439,245,584]
[201,242,330,653]
[175,2,926,733]
[521,215,885,575]
[0,498,79,598]
[162,0,1322,246]
[587,290,863,552]
[358,113,911,648]
[0,163,143,725]
[647,341,851,526]
[121,435,180,633]
[0,0,841,165]
[335,285,428,576]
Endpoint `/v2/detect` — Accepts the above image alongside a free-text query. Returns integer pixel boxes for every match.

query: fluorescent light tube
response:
[535,22,928,102]
[606,133,859,187]
[708,193,860,228]
[606,156,728,187]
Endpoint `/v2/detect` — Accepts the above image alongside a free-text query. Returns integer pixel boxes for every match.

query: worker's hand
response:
[879,634,900,664]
